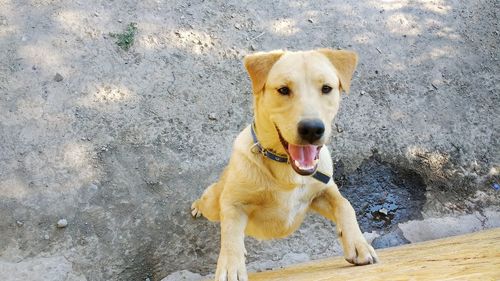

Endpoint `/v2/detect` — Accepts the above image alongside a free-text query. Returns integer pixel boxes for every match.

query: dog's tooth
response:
[294,160,300,167]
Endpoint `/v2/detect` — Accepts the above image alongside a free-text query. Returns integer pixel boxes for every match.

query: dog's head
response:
[244,49,358,175]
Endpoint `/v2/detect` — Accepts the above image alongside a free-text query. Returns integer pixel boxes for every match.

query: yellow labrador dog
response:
[192,49,378,281]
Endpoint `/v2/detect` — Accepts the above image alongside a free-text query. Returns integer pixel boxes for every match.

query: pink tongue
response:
[288,144,317,168]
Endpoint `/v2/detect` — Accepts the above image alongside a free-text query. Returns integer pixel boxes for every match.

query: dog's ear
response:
[317,49,358,93]
[243,50,284,94]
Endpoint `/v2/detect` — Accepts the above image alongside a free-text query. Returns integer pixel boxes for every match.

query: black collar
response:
[250,123,331,184]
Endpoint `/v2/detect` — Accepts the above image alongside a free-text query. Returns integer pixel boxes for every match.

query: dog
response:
[191,49,378,281]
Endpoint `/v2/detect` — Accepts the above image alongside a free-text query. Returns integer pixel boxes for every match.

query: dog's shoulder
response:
[317,146,334,175]
[232,125,253,154]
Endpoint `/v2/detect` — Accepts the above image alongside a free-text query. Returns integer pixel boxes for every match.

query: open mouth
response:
[277,127,322,176]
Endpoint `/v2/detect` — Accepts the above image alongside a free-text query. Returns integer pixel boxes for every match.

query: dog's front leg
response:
[216,203,248,281]
[311,185,378,265]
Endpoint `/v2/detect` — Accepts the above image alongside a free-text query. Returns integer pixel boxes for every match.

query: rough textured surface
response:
[0,256,86,281]
[0,0,499,280]
[247,228,500,281]
[160,270,205,281]
[399,207,500,243]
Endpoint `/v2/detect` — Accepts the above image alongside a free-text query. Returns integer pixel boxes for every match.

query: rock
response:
[372,227,410,249]
[379,208,388,215]
[0,256,87,281]
[208,113,217,120]
[335,123,344,133]
[161,270,205,281]
[88,183,98,191]
[16,220,24,227]
[57,219,68,228]
[280,252,310,266]
[53,73,64,82]
[399,208,500,243]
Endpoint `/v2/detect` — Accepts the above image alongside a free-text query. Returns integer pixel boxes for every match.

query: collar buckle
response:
[250,143,261,155]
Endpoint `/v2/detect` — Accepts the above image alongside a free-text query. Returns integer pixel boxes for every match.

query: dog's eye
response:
[277,86,291,96]
[321,85,333,94]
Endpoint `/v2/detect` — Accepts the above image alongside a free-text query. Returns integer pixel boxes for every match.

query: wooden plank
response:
[249,228,500,281]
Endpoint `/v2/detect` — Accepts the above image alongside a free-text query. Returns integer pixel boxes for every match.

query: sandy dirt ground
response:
[0,0,499,280]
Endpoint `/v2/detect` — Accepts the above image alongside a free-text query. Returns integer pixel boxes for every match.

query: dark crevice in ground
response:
[335,154,427,248]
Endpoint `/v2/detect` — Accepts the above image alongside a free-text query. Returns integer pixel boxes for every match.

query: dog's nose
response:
[297,119,325,143]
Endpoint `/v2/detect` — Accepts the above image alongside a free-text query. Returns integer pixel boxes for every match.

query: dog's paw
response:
[215,250,247,281]
[190,200,202,218]
[342,235,379,265]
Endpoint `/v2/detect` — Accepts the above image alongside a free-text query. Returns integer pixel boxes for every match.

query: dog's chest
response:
[281,185,312,225]
[246,183,323,239]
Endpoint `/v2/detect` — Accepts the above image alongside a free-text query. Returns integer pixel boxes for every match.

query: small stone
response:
[117,19,122,23]
[16,220,24,227]
[250,44,256,51]
[307,18,314,23]
[208,113,217,120]
[21,35,28,41]
[44,234,50,240]
[335,123,344,133]
[57,219,68,228]
[54,73,64,82]
[379,208,388,215]
[93,12,99,17]
[234,23,241,30]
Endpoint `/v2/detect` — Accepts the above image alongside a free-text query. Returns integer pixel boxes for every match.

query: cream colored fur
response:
[191,49,378,281]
